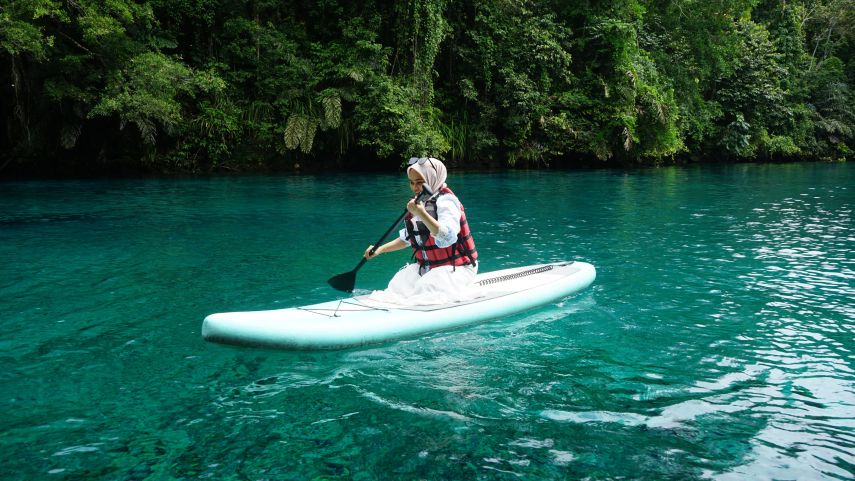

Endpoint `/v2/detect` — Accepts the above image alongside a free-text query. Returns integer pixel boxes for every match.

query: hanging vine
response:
[411,0,449,110]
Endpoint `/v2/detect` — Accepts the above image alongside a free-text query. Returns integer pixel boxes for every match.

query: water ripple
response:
[1,166,853,480]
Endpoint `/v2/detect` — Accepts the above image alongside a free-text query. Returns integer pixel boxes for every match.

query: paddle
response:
[328,185,433,292]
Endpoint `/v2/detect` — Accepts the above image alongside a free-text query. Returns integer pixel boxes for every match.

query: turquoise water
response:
[1,163,853,480]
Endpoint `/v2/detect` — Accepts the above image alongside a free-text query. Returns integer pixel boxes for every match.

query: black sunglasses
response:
[408,157,438,173]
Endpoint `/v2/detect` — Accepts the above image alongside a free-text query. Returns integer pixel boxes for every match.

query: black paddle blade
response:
[328,270,357,292]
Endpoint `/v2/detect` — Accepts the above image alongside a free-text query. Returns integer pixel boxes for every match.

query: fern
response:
[321,93,342,129]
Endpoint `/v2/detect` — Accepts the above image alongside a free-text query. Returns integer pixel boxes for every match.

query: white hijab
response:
[407,157,448,195]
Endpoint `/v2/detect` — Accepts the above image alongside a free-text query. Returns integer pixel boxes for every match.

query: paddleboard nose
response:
[201,313,226,340]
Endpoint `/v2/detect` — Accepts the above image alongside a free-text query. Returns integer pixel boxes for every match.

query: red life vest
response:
[404,187,478,272]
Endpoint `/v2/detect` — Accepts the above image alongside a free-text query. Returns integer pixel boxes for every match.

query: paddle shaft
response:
[327,186,432,291]
[349,210,406,272]
[355,187,431,271]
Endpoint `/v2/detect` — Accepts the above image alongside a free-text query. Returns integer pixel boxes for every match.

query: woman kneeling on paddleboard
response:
[364,157,479,305]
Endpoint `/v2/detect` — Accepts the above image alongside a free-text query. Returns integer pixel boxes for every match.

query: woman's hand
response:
[366,238,409,260]
[364,244,380,260]
[407,198,427,217]
[407,196,440,236]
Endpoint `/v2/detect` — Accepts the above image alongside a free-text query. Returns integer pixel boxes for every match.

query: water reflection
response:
[715,182,854,479]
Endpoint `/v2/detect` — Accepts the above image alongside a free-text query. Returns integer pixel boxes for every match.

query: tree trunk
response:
[10,56,31,147]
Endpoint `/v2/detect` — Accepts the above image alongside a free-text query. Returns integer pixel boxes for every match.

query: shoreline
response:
[0,157,846,181]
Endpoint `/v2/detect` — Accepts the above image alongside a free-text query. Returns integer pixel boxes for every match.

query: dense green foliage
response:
[2,0,853,173]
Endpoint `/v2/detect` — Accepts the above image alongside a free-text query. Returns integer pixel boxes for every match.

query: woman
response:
[364,157,479,305]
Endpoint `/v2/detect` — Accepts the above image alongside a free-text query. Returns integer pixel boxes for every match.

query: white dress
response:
[367,192,480,306]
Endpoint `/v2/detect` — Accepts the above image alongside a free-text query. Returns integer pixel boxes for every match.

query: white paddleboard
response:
[202,261,596,350]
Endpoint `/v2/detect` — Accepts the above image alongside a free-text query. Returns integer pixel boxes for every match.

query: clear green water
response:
[1,163,853,480]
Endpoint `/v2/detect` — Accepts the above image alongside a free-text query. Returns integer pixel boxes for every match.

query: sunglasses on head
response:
[408,157,439,173]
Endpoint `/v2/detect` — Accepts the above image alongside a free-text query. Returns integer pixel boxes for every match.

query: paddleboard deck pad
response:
[202,261,596,350]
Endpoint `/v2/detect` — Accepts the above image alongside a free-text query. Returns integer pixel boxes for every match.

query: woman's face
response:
[408,169,425,195]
